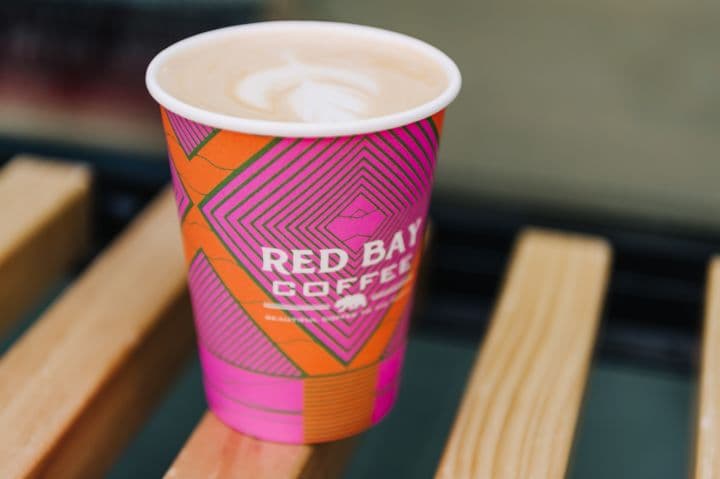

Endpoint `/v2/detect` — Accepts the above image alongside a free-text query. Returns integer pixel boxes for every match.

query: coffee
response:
[146,21,461,444]
[154,27,449,123]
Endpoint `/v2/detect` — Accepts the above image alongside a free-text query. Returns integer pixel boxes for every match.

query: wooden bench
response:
[1,156,717,478]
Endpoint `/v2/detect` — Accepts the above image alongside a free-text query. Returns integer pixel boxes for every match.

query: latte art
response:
[155,28,449,123]
[234,58,379,122]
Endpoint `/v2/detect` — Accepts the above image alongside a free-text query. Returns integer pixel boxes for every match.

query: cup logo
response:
[335,294,367,312]
[260,217,421,315]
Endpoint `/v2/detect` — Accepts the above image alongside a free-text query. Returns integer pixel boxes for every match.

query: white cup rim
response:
[145,21,462,138]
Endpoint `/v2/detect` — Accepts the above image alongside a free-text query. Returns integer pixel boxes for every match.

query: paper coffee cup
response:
[146,21,461,444]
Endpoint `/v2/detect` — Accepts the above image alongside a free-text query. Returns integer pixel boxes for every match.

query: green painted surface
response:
[569,364,693,479]
[106,360,206,479]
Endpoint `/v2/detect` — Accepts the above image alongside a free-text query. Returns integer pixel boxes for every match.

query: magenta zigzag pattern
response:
[188,251,301,377]
[169,157,191,218]
[201,121,438,363]
[166,109,215,157]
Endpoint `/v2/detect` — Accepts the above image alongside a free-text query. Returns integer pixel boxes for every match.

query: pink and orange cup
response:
[146,21,461,444]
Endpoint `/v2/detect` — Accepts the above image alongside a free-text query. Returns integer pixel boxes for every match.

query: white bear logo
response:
[334,294,367,312]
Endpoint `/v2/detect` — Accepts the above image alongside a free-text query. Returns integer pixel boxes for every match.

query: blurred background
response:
[2,0,719,477]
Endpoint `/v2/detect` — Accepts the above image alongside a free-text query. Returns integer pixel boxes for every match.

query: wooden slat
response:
[436,229,611,479]
[0,188,194,479]
[0,156,90,334]
[694,258,720,478]
[165,413,356,479]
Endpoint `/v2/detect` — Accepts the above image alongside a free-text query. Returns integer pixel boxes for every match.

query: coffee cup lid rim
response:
[146,21,462,138]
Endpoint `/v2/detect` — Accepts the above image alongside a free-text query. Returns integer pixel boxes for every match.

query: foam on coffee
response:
[155,27,450,123]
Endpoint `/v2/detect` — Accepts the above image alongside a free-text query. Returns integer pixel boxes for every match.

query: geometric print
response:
[169,157,192,220]
[188,250,301,377]
[166,109,217,158]
[163,106,443,375]
[162,105,445,442]
[200,122,438,364]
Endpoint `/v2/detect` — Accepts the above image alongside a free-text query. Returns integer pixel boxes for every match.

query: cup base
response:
[199,343,405,444]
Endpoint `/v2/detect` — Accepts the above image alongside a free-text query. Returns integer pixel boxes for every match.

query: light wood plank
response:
[0,156,90,334]
[694,258,720,479]
[0,188,194,479]
[165,413,355,479]
[436,229,611,479]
